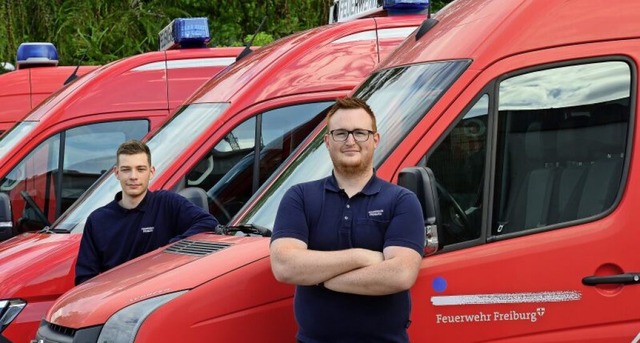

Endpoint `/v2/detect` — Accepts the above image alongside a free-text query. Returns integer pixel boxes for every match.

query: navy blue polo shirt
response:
[272,173,425,343]
[75,190,217,285]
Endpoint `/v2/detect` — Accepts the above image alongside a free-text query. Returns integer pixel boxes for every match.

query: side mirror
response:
[397,167,441,255]
[0,193,14,242]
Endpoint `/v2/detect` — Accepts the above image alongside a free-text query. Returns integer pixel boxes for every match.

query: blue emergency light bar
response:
[329,0,429,24]
[158,17,211,51]
[383,0,430,14]
[16,42,59,69]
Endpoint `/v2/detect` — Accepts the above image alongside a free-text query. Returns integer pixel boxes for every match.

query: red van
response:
[0,8,424,343]
[38,0,640,341]
[0,19,241,243]
[0,43,98,134]
[0,26,241,343]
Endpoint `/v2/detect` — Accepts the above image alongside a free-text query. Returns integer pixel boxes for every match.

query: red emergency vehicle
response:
[0,43,98,134]
[37,0,640,341]
[0,19,241,243]
[0,7,423,343]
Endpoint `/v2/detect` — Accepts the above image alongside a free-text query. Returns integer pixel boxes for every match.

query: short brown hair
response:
[117,140,151,166]
[326,97,377,132]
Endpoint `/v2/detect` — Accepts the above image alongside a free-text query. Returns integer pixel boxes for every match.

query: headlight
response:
[97,291,186,343]
[0,299,26,332]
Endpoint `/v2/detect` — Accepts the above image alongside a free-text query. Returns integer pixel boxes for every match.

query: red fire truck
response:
[38,0,640,341]
[0,5,424,343]
[0,43,97,134]
[0,18,242,243]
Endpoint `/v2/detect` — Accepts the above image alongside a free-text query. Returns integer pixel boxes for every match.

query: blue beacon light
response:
[158,17,211,51]
[16,42,59,69]
[383,0,430,15]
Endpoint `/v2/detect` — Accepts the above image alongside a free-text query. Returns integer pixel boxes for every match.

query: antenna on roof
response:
[236,16,267,62]
[63,51,87,85]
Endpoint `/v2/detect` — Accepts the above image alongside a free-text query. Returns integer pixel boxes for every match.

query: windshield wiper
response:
[38,226,54,234]
[216,223,271,237]
[37,226,70,234]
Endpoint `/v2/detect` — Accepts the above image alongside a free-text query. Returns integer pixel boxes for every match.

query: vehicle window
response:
[149,103,229,174]
[0,120,148,233]
[186,102,331,224]
[60,121,148,214]
[423,95,489,245]
[493,61,630,236]
[1,134,60,232]
[188,118,256,192]
[259,103,329,184]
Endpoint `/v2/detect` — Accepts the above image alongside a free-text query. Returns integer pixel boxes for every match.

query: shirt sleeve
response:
[383,189,426,256]
[271,185,310,244]
[75,216,101,285]
[170,193,218,243]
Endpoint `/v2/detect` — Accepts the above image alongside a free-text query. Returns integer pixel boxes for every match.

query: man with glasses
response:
[270,97,425,342]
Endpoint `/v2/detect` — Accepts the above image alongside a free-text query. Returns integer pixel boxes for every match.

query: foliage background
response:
[0,0,452,69]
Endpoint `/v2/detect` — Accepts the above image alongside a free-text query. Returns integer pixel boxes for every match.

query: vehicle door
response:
[399,41,639,341]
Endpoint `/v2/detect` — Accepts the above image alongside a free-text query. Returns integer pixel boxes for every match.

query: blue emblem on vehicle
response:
[432,276,447,292]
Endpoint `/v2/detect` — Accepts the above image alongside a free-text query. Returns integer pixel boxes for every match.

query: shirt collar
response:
[325,170,381,196]
[113,190,152,212]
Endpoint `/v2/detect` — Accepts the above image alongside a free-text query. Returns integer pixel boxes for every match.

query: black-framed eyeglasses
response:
[329,129,375,142]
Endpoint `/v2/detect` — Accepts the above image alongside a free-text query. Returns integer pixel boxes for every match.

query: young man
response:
[75,140,217,285]
[270,97,425,342]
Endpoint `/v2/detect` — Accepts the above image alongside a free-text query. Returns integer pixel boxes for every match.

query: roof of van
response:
[380,0,640,70]
[189,15,424,105]
[22,47,243,122]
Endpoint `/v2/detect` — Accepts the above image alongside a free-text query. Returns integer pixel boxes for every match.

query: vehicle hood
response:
[49,233,270,327]
[0,232,79,298]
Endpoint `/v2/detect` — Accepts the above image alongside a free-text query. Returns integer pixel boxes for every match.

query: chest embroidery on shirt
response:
[368,209,384,217]
[141,226,155,233]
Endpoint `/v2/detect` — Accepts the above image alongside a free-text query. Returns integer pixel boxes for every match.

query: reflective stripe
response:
[132,57,236,71]
[332,27,416,44]
[431,291,582,306]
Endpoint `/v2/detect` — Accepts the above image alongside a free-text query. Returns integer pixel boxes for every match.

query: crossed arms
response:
[270,238,422,296]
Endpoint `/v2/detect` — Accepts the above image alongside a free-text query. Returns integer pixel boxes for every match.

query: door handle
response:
[582,273,640,286]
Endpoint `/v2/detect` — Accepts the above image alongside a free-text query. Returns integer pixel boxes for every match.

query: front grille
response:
[36,320,103,343]
[47,322,76,337]
[164,239,232,256]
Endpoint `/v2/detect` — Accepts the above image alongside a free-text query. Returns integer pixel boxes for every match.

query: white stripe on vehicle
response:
[431,291,582,306]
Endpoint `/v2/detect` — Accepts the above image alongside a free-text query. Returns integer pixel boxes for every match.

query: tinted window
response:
[493,61,630,236]
[424,95,489,245]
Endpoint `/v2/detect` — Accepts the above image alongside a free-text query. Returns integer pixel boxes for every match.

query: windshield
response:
[239,60,470,228]
[54,102,229,233]
[0,122,38,161]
